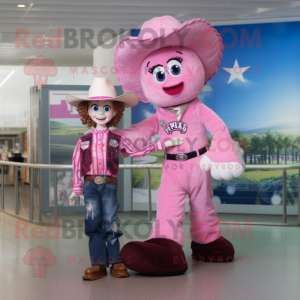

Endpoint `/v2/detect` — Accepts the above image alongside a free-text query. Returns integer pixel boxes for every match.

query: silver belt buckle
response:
[176,153,188,161]
[94,176,106,185]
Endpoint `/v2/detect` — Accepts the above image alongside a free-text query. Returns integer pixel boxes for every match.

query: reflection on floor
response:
[1,212,300,300]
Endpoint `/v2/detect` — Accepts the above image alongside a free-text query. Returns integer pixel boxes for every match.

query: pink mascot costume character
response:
[113,16,245,275]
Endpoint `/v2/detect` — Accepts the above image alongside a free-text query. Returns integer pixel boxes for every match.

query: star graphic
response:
[223,59,250,84]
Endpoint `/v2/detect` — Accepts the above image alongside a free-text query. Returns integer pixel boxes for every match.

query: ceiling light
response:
[17,4,26,8]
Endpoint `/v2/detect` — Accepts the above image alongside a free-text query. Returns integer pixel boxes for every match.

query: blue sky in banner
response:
[132,21,300,136]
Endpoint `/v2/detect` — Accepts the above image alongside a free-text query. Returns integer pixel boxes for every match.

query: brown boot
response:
[82,265,107,281]
[110,263,130,278]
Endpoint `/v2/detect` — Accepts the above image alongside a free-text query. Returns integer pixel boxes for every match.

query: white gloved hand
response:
[200,155,244,181]
[164,137,184,148]
[69,192,84,206]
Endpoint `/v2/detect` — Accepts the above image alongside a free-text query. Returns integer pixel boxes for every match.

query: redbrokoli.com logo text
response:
[15,27,262,50]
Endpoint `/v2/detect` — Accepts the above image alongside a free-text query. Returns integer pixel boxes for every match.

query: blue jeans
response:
[83,177,123,266]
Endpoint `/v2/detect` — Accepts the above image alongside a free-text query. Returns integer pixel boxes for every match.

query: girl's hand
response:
[164,137,184,148]
[69,192,83,206]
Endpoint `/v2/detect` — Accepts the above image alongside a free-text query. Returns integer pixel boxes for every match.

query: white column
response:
[93,31,133,211]
[93,30,130,85]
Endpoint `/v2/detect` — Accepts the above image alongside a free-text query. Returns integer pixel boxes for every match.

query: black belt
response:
[166,147,207,161]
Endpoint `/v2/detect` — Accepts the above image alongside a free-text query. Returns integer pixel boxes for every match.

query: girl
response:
[67,77,183,280]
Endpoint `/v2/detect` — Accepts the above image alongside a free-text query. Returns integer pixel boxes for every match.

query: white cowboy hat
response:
[66,77,139,108]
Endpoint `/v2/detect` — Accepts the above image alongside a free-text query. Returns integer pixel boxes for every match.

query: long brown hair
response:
[77,101,124,128]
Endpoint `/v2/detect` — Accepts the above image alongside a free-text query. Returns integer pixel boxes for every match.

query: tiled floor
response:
[1,212,300,300]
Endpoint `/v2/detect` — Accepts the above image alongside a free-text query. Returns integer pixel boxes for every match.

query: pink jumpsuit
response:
[114,98,241,247]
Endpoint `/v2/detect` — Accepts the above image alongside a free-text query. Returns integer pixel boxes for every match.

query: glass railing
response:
[0,161,299,227]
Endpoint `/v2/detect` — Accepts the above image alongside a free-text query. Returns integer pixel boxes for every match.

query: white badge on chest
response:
[109,139,119,147]
[80,141,90,150]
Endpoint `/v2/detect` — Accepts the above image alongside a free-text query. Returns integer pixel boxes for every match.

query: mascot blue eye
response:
[91,104,99,112]
[156,71,165,82]
[152,66,166,83]
[104,105,111,113]
[167,59,183,77]
[170,64,181,75]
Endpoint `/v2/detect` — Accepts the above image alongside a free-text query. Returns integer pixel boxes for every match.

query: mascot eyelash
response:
[148,64,163,74]
[167,56,183,64]
[148,57,183,74]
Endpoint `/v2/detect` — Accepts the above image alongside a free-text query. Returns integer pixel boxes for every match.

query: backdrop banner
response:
[131,21,300,214]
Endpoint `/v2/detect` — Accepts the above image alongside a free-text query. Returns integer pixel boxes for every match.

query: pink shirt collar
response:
[92,127,109,134]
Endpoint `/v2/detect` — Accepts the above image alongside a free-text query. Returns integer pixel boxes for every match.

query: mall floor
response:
[1,212,300,300]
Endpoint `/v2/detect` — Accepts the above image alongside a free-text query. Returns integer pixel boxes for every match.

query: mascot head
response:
[114,16,223,107]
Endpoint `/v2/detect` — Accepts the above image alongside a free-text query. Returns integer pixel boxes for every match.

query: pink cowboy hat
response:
[114,15,223,103]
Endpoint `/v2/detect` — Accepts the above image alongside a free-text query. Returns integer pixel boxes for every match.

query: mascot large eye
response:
[167,59,183,76]
[152,66,166,83]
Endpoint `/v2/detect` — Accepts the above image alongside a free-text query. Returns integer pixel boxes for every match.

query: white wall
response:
[0,66,97,128]
[0,30,131,129]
